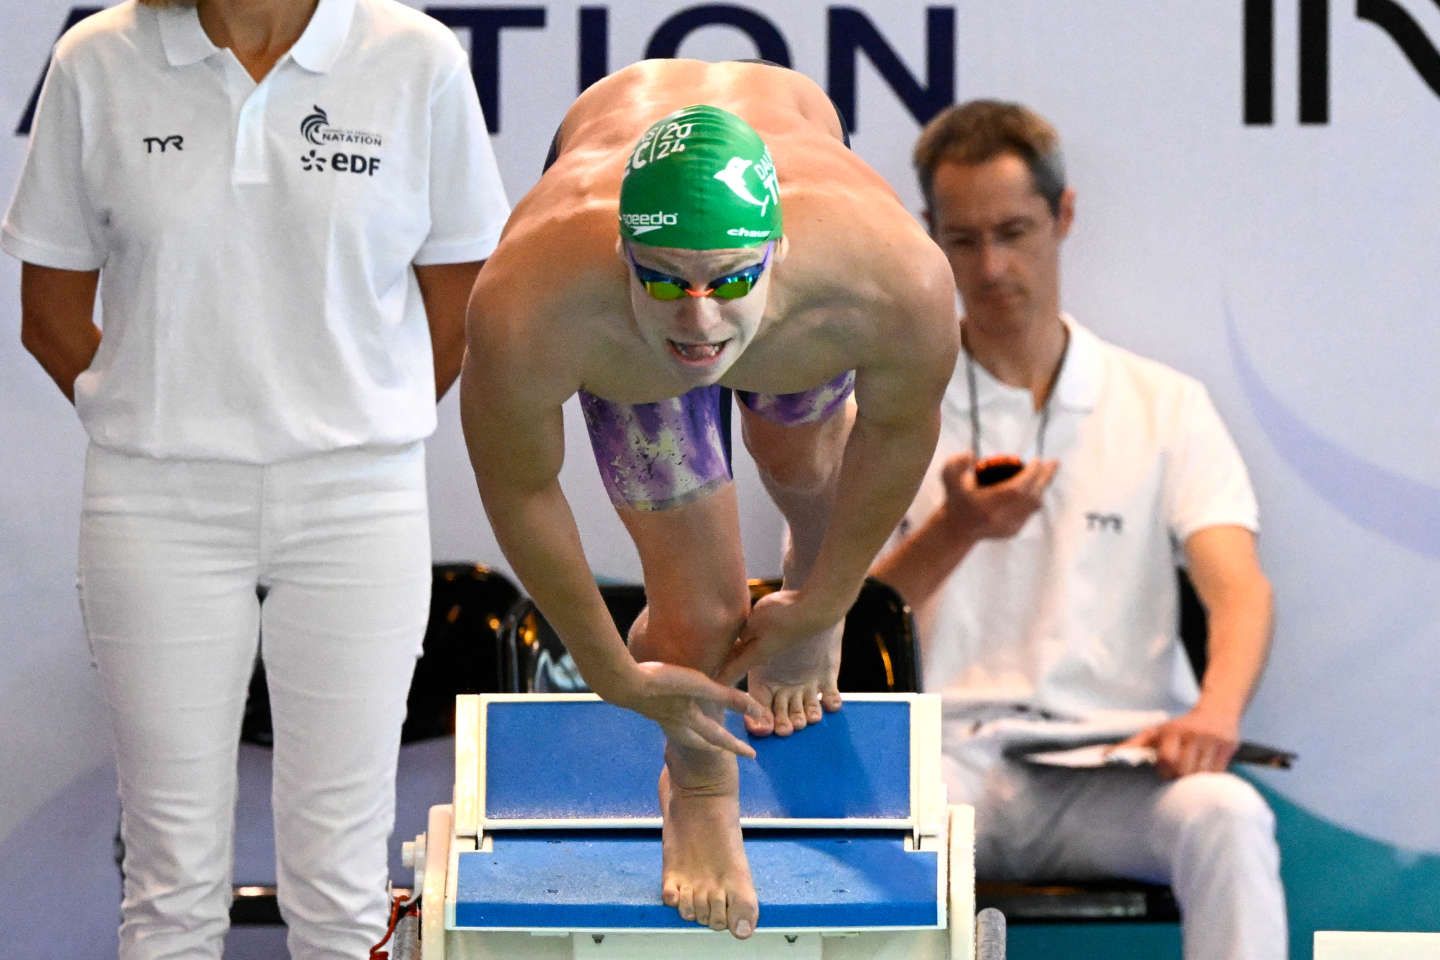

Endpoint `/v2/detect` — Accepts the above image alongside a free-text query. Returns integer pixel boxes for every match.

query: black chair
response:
[502,575,919,695]
[973,568,1291,926]
[227,562,521,925]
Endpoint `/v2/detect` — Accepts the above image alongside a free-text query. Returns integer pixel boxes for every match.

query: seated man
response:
[460,60,957,939]
[872,100,1287,958]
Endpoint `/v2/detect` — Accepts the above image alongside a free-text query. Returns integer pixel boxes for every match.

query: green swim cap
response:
[618,104,782,250]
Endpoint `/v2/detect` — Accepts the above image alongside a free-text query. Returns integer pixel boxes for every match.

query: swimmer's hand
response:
[719,590,844,736]
[607,661,766,759]
[719,589,834,682]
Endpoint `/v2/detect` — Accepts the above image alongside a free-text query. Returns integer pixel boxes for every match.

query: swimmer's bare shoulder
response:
[767,176,956,420]
[466,194,623,415]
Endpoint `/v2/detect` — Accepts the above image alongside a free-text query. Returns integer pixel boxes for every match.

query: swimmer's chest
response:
[572,301,863,402]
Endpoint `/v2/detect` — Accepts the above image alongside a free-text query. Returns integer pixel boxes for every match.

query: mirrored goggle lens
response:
[711,276,757,299]
[641,280,687,300]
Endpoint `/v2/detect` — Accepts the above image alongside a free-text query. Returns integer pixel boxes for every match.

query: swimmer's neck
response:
[961,313,1068,412]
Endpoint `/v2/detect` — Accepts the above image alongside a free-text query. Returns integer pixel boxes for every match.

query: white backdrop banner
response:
[3,0,1438,945]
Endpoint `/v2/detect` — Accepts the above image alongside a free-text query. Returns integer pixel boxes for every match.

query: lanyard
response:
[964,332,1070,461]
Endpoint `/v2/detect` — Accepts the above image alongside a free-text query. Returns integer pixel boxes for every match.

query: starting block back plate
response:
[453,830,939,930]
[482,699,912,825]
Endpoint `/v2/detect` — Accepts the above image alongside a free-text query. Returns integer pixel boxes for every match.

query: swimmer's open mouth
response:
[668,339,730,364]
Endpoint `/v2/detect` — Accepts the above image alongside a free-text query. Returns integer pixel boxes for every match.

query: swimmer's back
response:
[506,61,902,255]
[561,60,842,154]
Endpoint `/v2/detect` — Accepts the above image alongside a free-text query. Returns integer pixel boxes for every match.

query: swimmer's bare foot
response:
[745,620,843,737]
[658,763,758,938]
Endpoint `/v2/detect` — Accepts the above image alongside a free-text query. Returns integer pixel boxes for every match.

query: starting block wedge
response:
[403,693,979,959]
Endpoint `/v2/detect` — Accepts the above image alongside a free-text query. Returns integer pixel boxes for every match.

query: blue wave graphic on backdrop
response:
[1225,305,1440,559]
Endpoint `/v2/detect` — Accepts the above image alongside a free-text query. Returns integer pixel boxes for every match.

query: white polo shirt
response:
[2,0,510,462]
[902,316,1259,725]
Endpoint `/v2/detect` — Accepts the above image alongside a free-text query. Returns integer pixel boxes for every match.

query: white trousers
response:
[948,734,1288,960]
[78,443,432,960]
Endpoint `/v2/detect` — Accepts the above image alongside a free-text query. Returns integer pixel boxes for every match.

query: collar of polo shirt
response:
[959,314,1104,414]
[156,0,357,73]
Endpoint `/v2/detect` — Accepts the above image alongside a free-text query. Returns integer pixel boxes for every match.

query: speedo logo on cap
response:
[620,211,679,235]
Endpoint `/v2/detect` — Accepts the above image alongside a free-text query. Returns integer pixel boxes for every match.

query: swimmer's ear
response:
[615,235,625,262]
[775,234,790,263]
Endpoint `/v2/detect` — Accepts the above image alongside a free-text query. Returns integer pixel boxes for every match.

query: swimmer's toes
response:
[730,890,759,939]
[804,687,824,723]
[783,689,809,732]
[706,890,728,930]
[772,715,794,736]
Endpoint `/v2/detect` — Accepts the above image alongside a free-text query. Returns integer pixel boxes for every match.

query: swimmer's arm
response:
[460,297,759,754]
[789,250,959,619]
[803,363,951,615]
[727,299,958,680]
[727,355,953,681]
[458,311,634,695]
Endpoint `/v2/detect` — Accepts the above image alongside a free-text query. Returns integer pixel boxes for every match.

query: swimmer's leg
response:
[618,486,758,939]
[738,394,855,737]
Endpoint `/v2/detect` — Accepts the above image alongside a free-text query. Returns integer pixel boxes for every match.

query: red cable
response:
[369,893,417,959]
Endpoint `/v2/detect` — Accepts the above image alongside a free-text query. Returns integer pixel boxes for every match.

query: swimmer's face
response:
[620,239,783,384]
[925,153,1074,333]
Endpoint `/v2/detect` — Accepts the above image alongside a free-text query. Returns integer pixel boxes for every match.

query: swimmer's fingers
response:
[628,661,763,757]
[742,674,777,737]
[630,660,763,718]
[685,670,766,726]
[665,705,756,759]
[716,636,768,688]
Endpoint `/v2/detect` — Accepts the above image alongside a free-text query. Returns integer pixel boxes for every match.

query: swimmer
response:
[460,59,957,938]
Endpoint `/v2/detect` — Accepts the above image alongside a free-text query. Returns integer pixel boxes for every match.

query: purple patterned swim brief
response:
[579,370,855,511]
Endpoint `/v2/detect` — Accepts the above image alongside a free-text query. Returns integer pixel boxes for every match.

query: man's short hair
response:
[913,100,1066,215]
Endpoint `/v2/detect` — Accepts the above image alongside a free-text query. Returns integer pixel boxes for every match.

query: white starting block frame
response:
[404,693,978,959]
[1314,932,1440,959]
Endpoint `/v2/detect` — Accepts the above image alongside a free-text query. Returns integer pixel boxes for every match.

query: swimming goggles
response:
[625,241,774,301]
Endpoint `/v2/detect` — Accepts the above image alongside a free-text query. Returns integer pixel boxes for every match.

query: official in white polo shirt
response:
[3,0,509,956]
[873,101,1287,958]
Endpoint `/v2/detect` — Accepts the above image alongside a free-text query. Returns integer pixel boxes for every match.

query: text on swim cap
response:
[620,211,680,234]
[629,120,694,171]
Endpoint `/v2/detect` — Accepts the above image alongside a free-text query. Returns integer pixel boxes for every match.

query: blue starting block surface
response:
[453,830,939,930]
[482,699,912,823]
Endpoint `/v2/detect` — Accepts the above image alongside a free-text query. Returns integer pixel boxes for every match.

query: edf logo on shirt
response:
[301,148,381,175]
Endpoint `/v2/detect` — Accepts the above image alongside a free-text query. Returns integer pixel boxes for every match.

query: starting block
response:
[403,693,978,958]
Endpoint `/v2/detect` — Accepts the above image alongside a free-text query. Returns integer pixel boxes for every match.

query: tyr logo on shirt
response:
[142,135,184,154]
[1086,512,1124,533]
